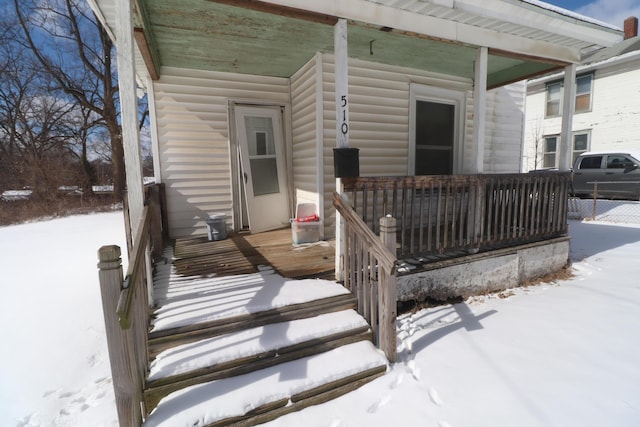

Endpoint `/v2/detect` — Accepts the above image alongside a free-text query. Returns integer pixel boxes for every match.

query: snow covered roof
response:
[582,36,640,64]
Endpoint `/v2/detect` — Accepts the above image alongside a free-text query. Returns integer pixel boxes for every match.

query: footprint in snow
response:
[390,373,404,389]
[428,387,443,406]
[367,394,392,413]
[407,360,421,381]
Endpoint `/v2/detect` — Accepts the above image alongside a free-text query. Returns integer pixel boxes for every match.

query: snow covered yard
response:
[1,211,640,426]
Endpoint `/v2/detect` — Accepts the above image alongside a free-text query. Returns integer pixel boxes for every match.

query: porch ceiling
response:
[94,0,622,87]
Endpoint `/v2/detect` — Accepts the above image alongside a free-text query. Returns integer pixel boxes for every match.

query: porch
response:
[169,228,335,280]
[98,171,570,425]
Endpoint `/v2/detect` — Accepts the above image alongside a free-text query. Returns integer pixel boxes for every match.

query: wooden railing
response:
[97,184,165,426]
[333,192,397,362]
[342,172,570,261]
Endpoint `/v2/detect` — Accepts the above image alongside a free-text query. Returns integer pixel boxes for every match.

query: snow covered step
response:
[148,293,356,358]
[143,310,372,411]
[143,341,388,427]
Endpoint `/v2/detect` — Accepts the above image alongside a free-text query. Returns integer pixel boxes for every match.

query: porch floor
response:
[170,227,336,280]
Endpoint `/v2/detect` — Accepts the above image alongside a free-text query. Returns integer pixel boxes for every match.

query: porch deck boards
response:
[171,227,336,280]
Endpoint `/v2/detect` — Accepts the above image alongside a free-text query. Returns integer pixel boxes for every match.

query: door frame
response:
[228,100,293,233]
[408,83,466,175]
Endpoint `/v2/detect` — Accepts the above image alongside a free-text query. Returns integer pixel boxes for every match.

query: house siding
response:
[319,54,475,238]
[290,54,323,230]
[484,82,526,173]
[152,61,526,239]
[153,67,290,238]
[523,56,640,171]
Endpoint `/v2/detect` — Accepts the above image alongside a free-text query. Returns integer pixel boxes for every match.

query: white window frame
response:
[545,81,563,118]
[542,130,591,168]
[572,131,590,164]
[408,84,466,175]
[574,74,593,113]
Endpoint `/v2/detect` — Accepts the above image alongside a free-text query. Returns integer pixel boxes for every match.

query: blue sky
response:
[545,0,640,27]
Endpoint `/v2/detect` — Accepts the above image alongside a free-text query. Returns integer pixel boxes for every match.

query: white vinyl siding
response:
[153,67,289,238]
[483,82,526,173]
[290,54,322,225]
[319,54,473,238]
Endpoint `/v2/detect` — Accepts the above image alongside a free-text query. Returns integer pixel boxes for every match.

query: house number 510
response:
[340,95,348,135]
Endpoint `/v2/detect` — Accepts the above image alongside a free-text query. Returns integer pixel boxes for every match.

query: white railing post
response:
[97,245,142,427]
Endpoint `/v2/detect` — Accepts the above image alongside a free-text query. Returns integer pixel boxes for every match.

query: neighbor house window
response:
[545,82,562,117]
[542,131,590,168]
[543,136,558,168]
[575,74,593,113]
[545,74,593,117]
[572,132,590,163]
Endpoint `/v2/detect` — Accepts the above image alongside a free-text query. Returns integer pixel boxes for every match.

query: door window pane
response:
[249,158,279,195]
[415,100,454,175]
[244,116,279,196]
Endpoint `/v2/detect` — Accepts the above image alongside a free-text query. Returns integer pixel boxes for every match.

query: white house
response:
[523,16,640,172]
[84,0,623,242]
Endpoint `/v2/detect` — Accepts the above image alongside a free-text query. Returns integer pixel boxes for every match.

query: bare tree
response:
[0,60,79,201]
[13,0,127,198]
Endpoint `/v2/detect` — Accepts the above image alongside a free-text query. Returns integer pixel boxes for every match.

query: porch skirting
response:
[397,237,571,302]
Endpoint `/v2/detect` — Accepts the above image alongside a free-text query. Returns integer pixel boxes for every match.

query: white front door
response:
[234,105,290,233]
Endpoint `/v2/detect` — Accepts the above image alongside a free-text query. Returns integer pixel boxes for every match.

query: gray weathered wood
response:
[98,245,142,427]
[379,216,398,363]
[333,192,398,362]
[341,172,570,261]
[117,205,151,329]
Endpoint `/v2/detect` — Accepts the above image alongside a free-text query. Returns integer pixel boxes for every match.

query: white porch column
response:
[335,19,349,150]
[472,47,488,173]
[559,63,576,171]
[115,0,145,240]
[334,18,349,281]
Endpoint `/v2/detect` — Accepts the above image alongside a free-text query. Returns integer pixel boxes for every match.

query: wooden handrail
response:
[117,205,151,329]
[334,191,398,362]
[333,192,397,274]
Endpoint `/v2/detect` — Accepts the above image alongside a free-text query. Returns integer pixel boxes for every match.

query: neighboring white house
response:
[523,17,640,172]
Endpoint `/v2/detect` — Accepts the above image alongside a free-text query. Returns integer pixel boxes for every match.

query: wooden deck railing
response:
[342,172,570,260]
[333,192,397,362]
[97,184,165,426]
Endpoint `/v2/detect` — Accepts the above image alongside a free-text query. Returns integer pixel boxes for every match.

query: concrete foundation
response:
[397,237,570,302]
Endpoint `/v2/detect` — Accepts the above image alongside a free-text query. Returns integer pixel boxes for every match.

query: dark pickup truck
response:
[572,151,640,200]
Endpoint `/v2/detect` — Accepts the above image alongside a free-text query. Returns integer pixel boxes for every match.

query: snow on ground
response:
[0,212,126,426]
[1,211,640,426]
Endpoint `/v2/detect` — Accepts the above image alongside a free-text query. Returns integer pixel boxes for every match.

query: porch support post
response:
[335,18,349,281]
[115,0,145,240]
[559,63,576,171]
[472,46,488,173]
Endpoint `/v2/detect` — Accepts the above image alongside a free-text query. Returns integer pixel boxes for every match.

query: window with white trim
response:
[543,136,558,168]
[572,132,590,163]
[541,131,591,168]
[575,74,593,113]
[545,73,593,117]
[409,84,465,175]
[545,82,562,117]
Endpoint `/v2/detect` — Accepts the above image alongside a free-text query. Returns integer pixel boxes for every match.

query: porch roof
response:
[89,0,622,88]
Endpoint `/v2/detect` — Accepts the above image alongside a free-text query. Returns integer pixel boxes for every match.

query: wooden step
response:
[142,341,388,427]
[148,293,356,357]
[144,310,372,412]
